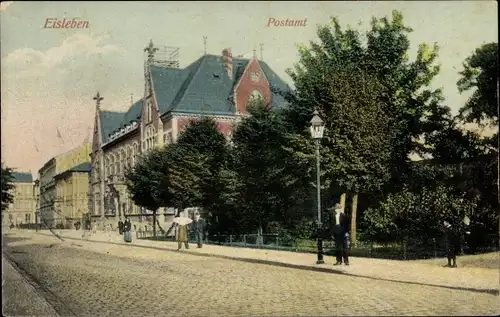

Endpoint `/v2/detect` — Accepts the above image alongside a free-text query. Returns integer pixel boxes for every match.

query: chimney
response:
[222,48,233,80]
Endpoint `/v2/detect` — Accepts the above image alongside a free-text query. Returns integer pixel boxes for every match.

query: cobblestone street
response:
[3,232,499,316]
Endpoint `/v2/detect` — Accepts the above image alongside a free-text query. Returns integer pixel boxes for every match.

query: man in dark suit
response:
[191,212,206,248]
[331,203,350,266]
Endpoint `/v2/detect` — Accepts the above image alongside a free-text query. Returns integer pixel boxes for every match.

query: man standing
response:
[192,212,206,248]
[118,219,124,235]
[331,203,350,266]
[443,219,467,268]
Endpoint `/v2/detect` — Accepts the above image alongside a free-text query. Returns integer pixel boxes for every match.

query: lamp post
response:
[309,109,326,264]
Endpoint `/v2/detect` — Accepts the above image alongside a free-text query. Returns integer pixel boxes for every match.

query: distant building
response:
[89,40,290,231]
[38,143,91,227]
[3,171,35,226]
[53,162,91,226]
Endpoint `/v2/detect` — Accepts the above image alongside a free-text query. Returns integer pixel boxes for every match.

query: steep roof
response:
[99,110,125,143]
[120,99,144,128]
[152,54,291,115]
[99,54,291,143]
[12,172,33,183]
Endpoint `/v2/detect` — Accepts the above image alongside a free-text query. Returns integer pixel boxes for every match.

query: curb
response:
[2,251,76,316]
[35,232,499,296]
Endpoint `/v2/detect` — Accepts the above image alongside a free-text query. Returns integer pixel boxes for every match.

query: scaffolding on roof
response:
[152,46,180,68]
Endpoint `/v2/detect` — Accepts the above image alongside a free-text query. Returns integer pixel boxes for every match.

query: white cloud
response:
[2,33,122,79]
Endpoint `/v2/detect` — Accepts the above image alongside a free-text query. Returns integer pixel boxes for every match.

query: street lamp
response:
[309,109,326,264]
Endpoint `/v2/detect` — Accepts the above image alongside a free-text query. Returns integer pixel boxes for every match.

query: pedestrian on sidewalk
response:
[92,220,97,235]
[176,223,189,250]
[331,204,350,266]
[443,221,460,268]
[123,218,132,243]
[192,212,206,248]
[118,219,124,235]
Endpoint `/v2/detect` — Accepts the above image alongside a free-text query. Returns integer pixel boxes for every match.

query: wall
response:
[234,59,271,114]
[4,182,35,226]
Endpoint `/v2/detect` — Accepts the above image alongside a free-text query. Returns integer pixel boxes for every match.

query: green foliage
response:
[176,117,230,212]
[362,185,478,244]
[125,148,165,211]
[457,42,498,126]
[1,164,15,212]
[230,100,313,230]
[285,10,450,194]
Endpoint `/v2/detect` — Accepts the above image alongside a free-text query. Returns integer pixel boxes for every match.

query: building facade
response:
[38,143,91,227]
[53,162,91,226]
[89,41,290,230]
[3,172,35,226]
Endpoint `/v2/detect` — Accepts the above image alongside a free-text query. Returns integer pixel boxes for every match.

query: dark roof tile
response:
[12,172,33,183]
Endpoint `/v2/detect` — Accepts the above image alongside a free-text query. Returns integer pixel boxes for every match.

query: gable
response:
[234,59,272,114]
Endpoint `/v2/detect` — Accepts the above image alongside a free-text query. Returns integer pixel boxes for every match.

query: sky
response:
[1,1,498,176]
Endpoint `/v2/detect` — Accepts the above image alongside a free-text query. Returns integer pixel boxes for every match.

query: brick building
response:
[89,40,290,231]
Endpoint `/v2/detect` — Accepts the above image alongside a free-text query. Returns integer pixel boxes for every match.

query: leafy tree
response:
[125,148,165,237]
[1,164,15,213]
[175,118,230,214]
[363,185,478,251]
[231,100,312,234]
[125,144,208,237]
[457,42,498,127]
[285,11,449,176]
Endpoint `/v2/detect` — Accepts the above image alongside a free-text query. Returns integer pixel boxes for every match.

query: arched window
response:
[110,154,115,175]
[114,153,119,176]
[120,149,125,175]
[248,90,264,104]
[126,146,132,168]
[133,143,138,164]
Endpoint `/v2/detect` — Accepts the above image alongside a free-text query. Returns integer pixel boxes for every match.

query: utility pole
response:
[203,36,207,55]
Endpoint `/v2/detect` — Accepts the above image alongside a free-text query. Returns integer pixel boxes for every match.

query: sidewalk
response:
[2,254,59,317]
[36,230,499,294]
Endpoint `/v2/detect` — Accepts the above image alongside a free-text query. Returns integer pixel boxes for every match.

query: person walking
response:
[176,222,189,250]
[192,212,206,248]
[331,203,350,266]
[118,219,124,235]
[443,218,469,268]
[92,220,97,235]
[123,218,132,243]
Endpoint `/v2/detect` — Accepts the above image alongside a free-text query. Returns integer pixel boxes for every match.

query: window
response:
[133,143,138,164]
[114,153,119,176]
[163,131,173,145]
[120,149,125,174]
[251,71,261,83]
[248,90,264,103]
[110,155,115,175]
[127,146,132,168]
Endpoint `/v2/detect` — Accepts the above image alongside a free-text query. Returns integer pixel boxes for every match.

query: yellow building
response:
[3,172,35,227]
[38,143,91,227]
[54,162,91,226]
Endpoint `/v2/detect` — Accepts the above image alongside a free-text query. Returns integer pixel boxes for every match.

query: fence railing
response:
[137,232,499,260]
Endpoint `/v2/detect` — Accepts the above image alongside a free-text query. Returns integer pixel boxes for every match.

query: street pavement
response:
[3,230,499,316]
[2,253,59,317]
[37,229,500,293]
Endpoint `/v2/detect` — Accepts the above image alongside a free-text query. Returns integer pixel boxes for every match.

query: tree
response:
[362,185,478,256]
[125,148,165,238]
[285,11,453,244]
[231,100,312,235]
[1,164,15,213]
[175,118,230,214]
[457,42,498,127]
